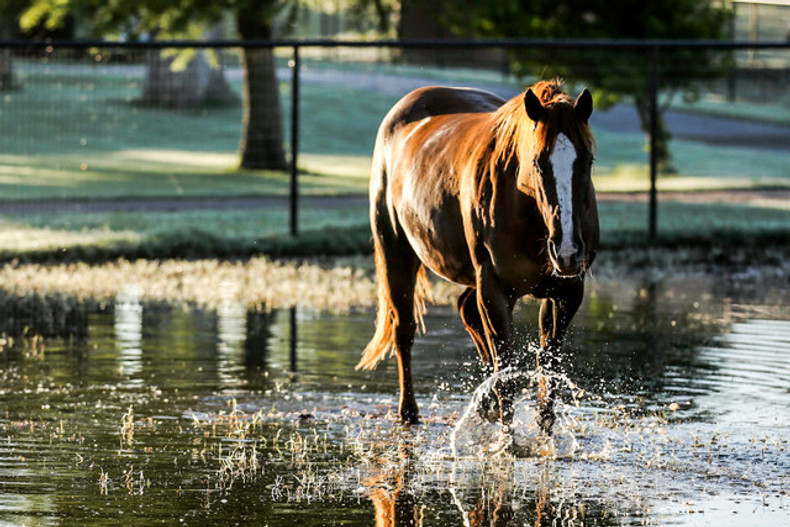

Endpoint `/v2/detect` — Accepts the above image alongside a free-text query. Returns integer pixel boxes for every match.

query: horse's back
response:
[380,86,505,136]
[370,87,505,286]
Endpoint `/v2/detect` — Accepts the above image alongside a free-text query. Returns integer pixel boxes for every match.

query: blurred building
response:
[726,0,790,103]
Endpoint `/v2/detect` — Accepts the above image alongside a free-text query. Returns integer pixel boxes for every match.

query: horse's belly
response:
[398,202,474,286]
[412,236,475,286]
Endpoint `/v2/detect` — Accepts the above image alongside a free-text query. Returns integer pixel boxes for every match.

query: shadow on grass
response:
[0,225,374,264]
[3,223,790,267]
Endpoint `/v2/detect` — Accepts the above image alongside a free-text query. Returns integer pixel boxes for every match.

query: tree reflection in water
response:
[0,275,786,526]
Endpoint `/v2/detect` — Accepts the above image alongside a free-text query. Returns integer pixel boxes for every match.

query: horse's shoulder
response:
[385,86,505,130]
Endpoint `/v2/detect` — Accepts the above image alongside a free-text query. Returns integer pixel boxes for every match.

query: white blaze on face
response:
[550,133,577,259]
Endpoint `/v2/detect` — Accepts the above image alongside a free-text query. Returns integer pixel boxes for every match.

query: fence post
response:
[648,45,659,243]
[289,306,298,373]
[290,45,300,237]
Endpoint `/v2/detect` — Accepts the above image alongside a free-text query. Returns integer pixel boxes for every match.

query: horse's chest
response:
[484,228,548,295]
[489,252,544,294]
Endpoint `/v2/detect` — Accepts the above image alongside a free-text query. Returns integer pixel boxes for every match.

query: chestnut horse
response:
[357,80,598,434]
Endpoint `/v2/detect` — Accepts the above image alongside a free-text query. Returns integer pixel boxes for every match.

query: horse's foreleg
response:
[537,280,584,434]
[457,287,490,364]
[474,267,515,368]
[459,287,502,423]
[474,265,516,425]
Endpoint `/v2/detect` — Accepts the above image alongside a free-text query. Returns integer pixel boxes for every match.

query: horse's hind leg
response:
[358,214,424,423]
[537,279,584,434]
[386,247,423,424]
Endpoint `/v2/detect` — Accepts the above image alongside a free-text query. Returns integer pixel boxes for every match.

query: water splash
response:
[449,366,522,458]
[450,365,582,459]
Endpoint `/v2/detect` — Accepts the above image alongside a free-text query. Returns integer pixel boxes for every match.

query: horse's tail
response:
[356,244,432,371]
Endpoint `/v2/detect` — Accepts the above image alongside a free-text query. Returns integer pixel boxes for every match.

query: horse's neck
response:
[511,150,540,201]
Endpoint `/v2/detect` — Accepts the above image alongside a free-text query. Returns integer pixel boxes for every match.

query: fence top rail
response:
[1,38,789,50]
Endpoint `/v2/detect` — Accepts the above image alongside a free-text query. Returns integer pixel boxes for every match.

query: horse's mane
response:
[492,79,594,167]
[462,79,595,218]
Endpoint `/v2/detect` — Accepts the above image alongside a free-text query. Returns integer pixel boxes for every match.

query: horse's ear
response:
[524,89,546,123]
[574,88,593,123]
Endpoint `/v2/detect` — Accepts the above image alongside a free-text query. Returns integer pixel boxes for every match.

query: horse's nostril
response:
[550,245,585,276]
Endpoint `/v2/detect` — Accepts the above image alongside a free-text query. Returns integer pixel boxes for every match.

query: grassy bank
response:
[2,242,789,315]
[2,199,790,264]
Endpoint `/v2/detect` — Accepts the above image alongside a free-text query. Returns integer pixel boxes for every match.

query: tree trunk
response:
[0,17,13,91]
[142,49,237,108]
[237,46,287,170]
[634,96,675,174]
[236,6,287,171]
[398,0,447,65]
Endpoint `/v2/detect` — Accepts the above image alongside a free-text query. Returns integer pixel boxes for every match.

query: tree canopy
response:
[442,0,731,170]
[444,0,727,41]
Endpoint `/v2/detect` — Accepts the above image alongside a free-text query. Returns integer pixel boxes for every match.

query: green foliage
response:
[445,0,728,41]
[21,0,224,36]
[445,0,731,97]
[442,0,732,171]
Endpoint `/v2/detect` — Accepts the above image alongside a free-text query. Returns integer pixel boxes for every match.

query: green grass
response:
[600,200,790,246]
[675,93,790,127]
[0,60,788,203]
[0,151,372,201]
[0,60,788,263]
[2,198,790,263]
[0,204,371,261]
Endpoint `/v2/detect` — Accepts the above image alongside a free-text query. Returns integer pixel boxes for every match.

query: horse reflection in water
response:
[358,80,598,434]
[363,441,559,526]
[364,443,422,527]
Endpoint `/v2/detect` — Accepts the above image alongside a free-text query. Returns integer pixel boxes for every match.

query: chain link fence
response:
[0,40,788,260]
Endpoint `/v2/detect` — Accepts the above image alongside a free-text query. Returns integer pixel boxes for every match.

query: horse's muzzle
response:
[547,239,584,277]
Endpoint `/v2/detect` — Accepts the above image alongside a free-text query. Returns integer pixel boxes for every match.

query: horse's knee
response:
[458,291,493,364]
[394,320,416,351]
[458,290,481,326]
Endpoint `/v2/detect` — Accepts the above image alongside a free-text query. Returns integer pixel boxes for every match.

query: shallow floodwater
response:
[0,276,788,526]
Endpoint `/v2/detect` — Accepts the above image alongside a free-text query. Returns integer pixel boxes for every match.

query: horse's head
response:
[519,86,595,277]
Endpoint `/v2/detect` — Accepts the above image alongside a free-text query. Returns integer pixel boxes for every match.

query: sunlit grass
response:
[0,256,385,312]
[0,152,370,200]
[601,201,790,244]
[0,62,787,203]
[0,205,368,251]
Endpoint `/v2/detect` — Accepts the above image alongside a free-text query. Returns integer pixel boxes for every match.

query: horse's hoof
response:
[398,407,420,425]
[537,411,555,436]
[476,392,501,424]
